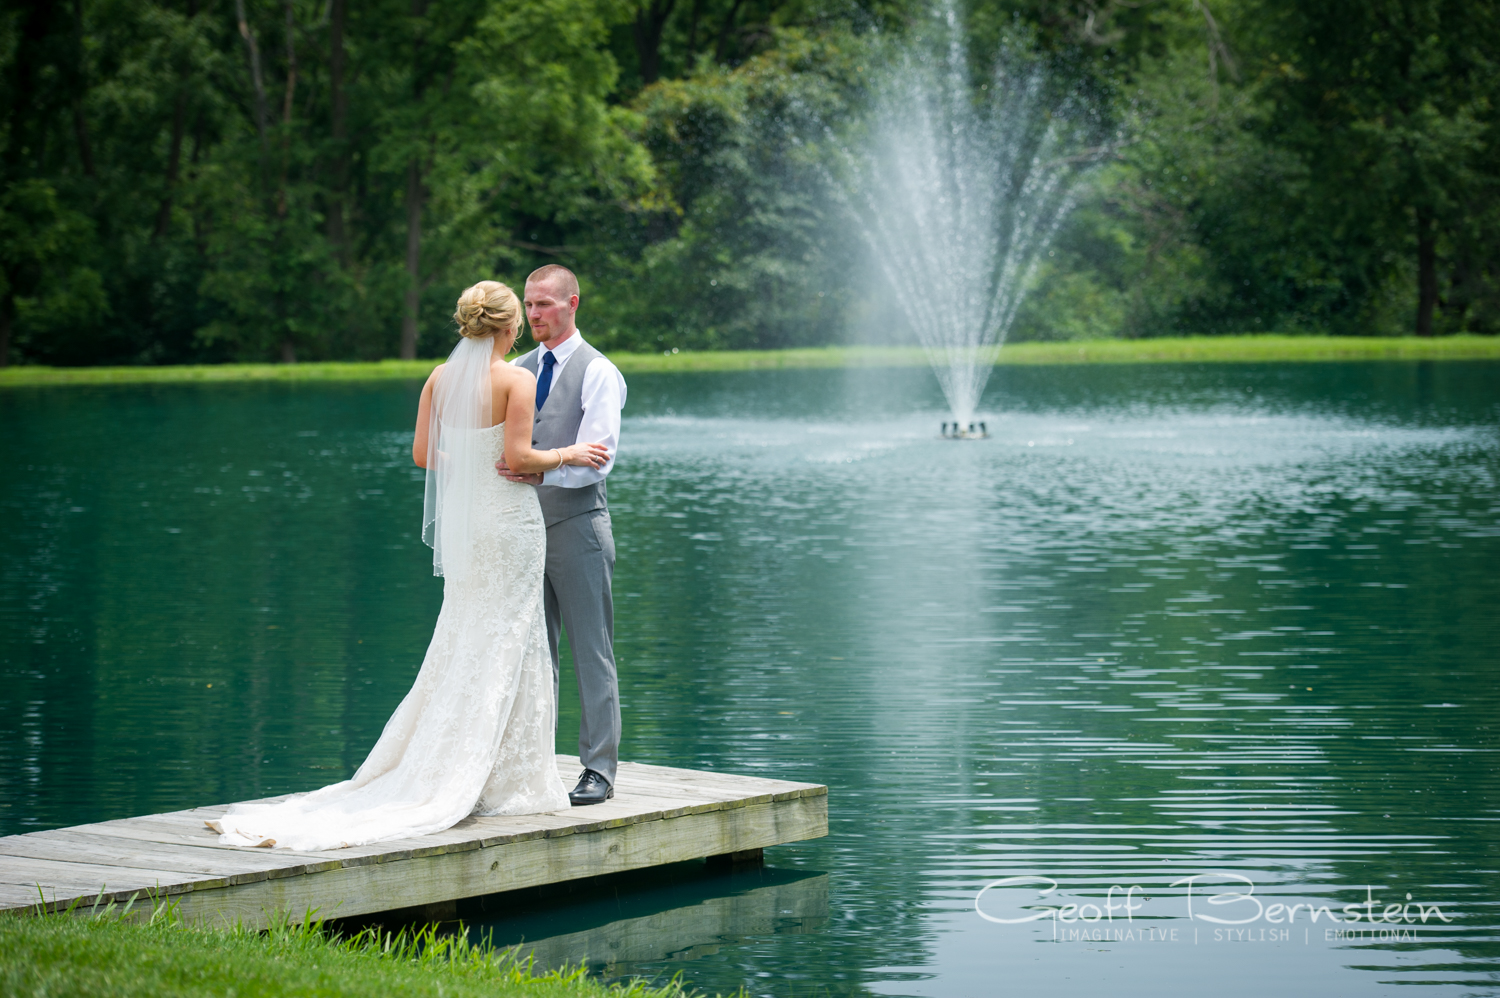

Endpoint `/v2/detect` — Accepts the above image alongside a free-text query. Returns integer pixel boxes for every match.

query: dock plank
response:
[47,820,351,872]
[0,830,306,882]
[0,855,222,894]
[0,884,50,909]
[0,758,827,928]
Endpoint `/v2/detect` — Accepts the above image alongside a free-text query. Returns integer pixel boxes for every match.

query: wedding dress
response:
[209,420,570,851]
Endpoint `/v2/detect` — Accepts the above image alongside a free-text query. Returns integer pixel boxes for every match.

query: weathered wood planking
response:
[0,757,827,930]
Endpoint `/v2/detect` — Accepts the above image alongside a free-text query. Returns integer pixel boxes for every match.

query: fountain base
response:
[942,422,989,440]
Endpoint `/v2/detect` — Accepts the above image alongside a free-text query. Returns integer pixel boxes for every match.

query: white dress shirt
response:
[528,331,627,488]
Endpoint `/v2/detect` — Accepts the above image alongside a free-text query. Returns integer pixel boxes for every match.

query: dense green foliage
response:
[0,906,694,998]
[0,0,1494,366]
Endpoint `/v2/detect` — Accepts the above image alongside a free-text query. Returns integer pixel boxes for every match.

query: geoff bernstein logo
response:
[975,873,1455,944]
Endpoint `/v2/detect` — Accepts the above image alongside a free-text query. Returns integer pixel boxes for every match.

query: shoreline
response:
[2,335,1496,388]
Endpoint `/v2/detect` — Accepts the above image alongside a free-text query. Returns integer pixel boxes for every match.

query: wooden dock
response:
[0,757,827,930]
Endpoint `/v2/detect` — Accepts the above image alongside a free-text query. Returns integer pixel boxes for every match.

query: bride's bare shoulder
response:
[492,358,535,385]
[489,357,534,411]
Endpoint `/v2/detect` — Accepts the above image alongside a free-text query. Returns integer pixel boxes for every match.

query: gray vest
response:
[516,340,609,527]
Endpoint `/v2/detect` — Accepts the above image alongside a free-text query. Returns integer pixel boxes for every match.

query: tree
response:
[592,32,859,351]
[1238,0,1497,335]
[2,0,1495,365]
[0,0,102,366]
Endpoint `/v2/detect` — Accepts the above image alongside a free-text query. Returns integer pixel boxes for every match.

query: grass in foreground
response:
[1,334,1496,387]
[0,902,700,998]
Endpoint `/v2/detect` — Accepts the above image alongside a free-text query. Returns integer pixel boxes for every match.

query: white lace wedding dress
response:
[209,423,570,851]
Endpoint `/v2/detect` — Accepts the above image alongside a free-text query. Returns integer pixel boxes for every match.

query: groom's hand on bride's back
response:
[495,458,544,485]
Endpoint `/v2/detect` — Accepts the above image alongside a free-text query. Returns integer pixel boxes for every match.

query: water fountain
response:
[834,4,1109,436]
[942,420,988,439]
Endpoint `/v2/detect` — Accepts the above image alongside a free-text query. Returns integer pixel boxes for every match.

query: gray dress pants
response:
[542,509,620,788]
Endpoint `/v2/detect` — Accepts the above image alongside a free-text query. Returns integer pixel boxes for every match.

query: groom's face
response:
[524,279,579,346]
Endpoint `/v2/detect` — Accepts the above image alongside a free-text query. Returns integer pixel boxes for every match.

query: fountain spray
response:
[835,3,1110,434]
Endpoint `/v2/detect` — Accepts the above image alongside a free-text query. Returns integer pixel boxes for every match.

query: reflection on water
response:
[459,864,827,974]
[2,362,1498,996]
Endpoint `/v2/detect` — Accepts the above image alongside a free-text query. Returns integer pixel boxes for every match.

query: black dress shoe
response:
[569,769,614,806]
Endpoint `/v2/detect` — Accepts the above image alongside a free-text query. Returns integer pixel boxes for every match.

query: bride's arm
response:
[501,368,610,474]
[412,365,442,468]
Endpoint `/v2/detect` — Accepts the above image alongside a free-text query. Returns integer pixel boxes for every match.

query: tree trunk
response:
[400,159,425,360]
[715,0,746,62]
[235,0,270,156]
[634,0,677,84]
[70,0,95,176]
[399,0,430,360]
[280,338,296,363]
[189,111,208,255]
[4,2,57,175]
[0,292,11,368]
[274,0,297,218]
[1416,207,1437,337]
[281,1,297,127]
[686,0,702,59]
[152,0,197,238]
[326,0,348,263]
[153,90,187,238]
[72,101,95,177]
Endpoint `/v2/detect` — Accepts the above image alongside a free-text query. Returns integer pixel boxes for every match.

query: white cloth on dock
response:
[209,422,570,851]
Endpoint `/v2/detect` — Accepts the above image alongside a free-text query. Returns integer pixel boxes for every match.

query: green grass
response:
[0,903,701,998]
[2,335,1496,388]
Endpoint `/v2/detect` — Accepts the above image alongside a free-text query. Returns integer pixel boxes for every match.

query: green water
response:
[2,362,1498,996]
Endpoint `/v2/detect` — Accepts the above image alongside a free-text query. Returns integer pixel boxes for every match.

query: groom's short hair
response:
[527,264,580,302]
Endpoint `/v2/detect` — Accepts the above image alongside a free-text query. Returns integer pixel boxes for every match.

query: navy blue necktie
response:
[535,351,556,410]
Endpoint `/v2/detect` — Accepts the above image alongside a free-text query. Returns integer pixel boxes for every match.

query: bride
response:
[209,281,609,851]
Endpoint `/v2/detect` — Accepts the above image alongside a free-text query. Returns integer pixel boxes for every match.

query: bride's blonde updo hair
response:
[453,280,521,339]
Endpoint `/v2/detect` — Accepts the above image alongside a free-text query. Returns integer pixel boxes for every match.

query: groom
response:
[497,265,627,806]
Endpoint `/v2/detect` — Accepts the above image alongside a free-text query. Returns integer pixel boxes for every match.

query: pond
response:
[2,361,1498,996]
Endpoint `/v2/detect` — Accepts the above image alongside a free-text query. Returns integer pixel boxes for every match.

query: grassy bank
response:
[0,908,693,998]
[2,335,1496,388]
